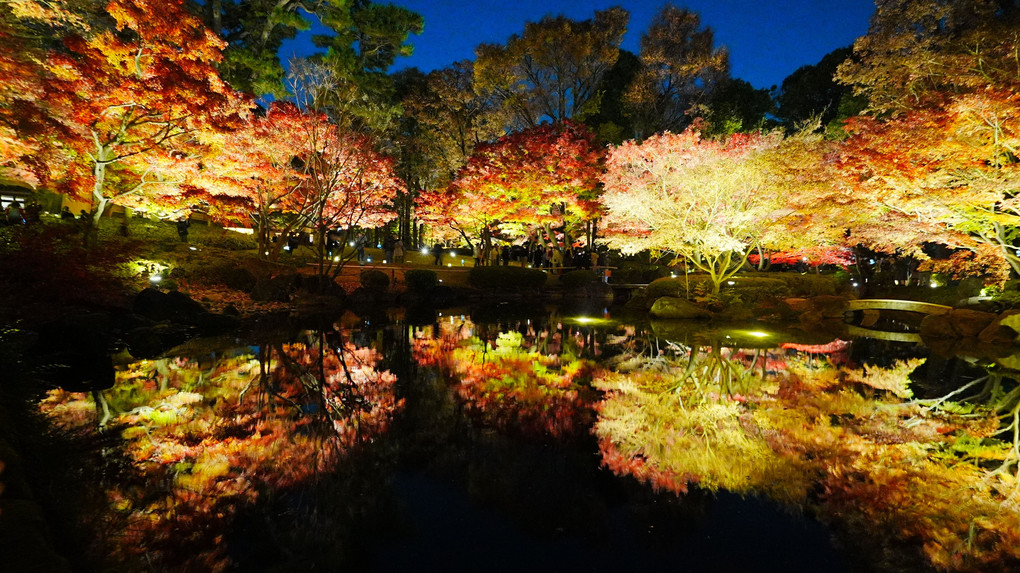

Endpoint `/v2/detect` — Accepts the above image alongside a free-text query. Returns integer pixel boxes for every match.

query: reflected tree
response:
[594,339,1020,570]
[37,326,401,571]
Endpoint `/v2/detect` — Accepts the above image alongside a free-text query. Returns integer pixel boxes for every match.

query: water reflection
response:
[31,308,1020,572]
[39,325,399,571]
[411,314,602,439]
[593,330,1020,571]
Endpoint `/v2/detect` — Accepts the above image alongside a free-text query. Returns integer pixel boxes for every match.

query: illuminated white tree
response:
[600,129,795,294]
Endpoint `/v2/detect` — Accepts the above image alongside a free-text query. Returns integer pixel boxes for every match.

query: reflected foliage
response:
[412,317,601,439]
[595,341,1020,571]
[28,311,1020,571]
[37,329,400,571]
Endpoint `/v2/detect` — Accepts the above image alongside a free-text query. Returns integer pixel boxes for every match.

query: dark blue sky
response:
[281,0,876,90]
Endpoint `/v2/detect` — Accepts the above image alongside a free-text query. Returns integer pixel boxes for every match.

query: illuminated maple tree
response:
[836,108,1018,282]
[423,120,604,250]
[0,7,46,188]
[40,0,250,227]
[831,1,1020,281]
[600,129,822,294]
[287,60,402,281]
[192,102,312,259]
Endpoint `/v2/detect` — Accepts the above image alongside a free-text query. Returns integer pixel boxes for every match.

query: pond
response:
[33,303,1020,572]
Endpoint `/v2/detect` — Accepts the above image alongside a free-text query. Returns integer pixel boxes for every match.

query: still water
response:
[37,304,1019,572]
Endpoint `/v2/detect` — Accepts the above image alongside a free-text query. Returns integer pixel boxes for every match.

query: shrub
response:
[559,270,598,289]
[720,276,791,303]
[359,269,390,291]
[200,230,257,251]
[204,265,257,292]
[469,265,547,290]
[646,277,683,299]
[768,273,840,296]
[403,269,437,292]
[611,262,669,284]
[646,276,712,300]
[730,285,790,305]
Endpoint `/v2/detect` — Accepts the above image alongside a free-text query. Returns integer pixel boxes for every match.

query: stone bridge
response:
[845,299,953,316]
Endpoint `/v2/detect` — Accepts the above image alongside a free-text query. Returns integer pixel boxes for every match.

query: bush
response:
[767,272,841,296]
[403,269,437,292]
[468,265,547,290]
[359,269,390,291]
[721,276,791,303]
[200,264,258,292]
[200,229,257,251]
[610,262,670,284]
[559,270,598,289]
[645,277,712,300]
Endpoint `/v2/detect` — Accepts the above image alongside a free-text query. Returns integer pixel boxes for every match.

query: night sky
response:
[280,0,876,90]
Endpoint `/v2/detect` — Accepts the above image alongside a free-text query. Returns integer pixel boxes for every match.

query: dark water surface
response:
[37,304,967,572]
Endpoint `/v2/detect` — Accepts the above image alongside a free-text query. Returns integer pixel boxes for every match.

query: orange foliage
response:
[38,334,401,571]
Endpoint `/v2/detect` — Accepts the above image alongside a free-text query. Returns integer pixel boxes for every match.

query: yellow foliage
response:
[596,353,1020,570]
[842,358,923,399]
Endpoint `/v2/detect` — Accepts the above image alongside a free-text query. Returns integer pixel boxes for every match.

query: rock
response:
[165,290,207,317]
[649,296,712,319]
[784,298,811,312]
[132,287,168,318]
[920,314,958,340]
[251,274,299,302]
[950,308,997,337]
[191,312,241,333]
[999,311,1020,335]
[921,308,997,340]
[996,351,1020,371]
[979,310,1020,346]
[978,321,1018,346]
[812,295,850,318]
[132,288,206,322]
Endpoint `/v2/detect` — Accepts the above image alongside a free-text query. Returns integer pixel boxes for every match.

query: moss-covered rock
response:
[649,297,713,319]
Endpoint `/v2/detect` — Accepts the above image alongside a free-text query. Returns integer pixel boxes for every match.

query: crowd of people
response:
[435,239,606,272]
[2,199,42,226]
[4,198,608,274]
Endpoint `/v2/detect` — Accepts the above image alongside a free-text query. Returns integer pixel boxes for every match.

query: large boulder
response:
[979,310,1020,346]
[812,295,851,318]
[997,311,1020,338]
[251,274,299,302]
[783,298,812,313]
[792,295,851,325]
[132,288,206,322]
[920,308,997,340]
[649,296,712,319]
